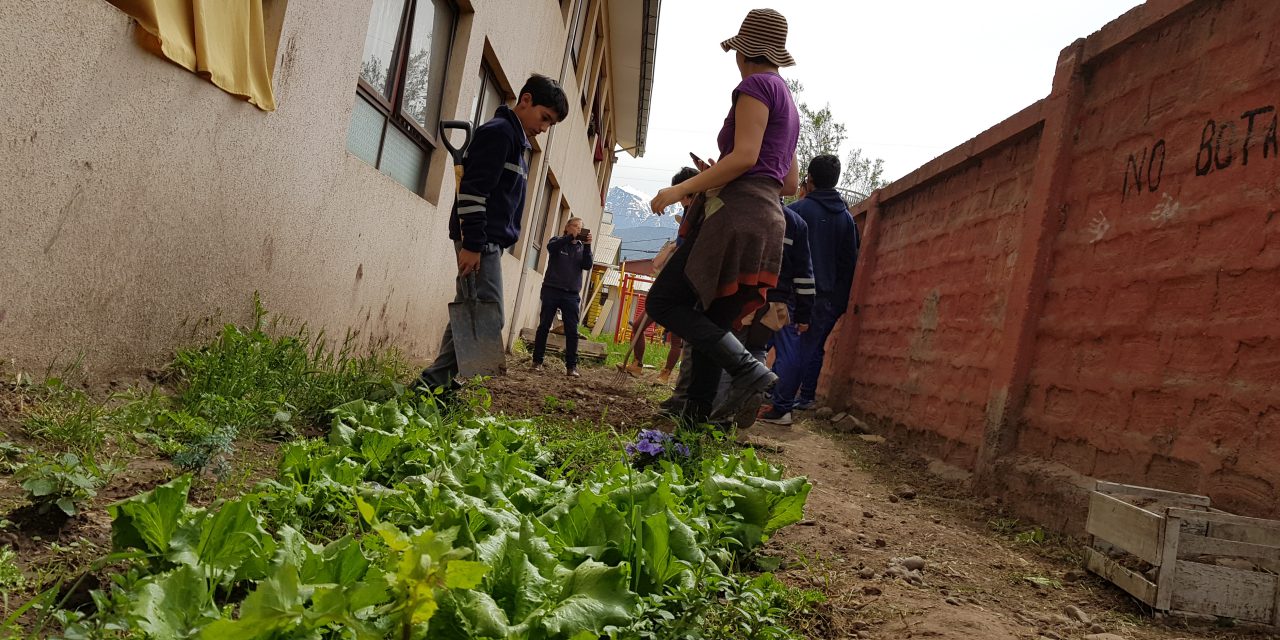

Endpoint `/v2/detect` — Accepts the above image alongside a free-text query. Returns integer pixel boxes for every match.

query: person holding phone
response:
[532,218,594,377]
[646,8,800,427]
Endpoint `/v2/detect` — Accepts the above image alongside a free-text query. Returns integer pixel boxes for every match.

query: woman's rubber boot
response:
[706,333,777,428]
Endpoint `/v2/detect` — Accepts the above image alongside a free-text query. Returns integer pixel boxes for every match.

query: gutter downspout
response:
[505,4,579,353]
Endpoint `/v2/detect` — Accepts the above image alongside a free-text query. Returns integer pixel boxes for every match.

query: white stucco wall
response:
[0,0,614,375]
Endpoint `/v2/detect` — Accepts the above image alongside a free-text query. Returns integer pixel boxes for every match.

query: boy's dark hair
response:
[672,166,698,186]
[808,154,841,189]
[520,74,569,122]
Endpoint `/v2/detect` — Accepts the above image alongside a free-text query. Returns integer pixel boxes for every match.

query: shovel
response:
[437,119,503,378]
[450,273,505,378]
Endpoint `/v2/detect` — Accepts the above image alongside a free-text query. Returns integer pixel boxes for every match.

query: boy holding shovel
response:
[417,74,568,392]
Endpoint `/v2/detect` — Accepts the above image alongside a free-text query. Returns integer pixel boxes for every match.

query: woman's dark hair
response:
[744,54,772,65]
[808,154,841,189]
[520,74,569,122]
[672,166,699,185]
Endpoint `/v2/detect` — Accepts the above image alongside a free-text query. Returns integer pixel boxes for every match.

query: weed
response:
[987,517,1020,535]
[170,294,408,440]
[13,451,118,516]
[20,381,112,456]
[541,395,577,413]
[1014,527,1047,545]
[0,441,25,473]
[0,546,23,610]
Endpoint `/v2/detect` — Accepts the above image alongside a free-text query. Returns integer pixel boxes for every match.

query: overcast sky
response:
[612,0,1143,197]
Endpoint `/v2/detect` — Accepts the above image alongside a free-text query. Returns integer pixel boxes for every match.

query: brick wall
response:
[822,0,1280,522]
[845,131,1039,467]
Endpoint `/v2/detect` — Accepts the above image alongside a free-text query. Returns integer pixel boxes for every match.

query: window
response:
[347,0,455,194]
[569,0,590,69]
[471,63,507,128]
[526,175,559,271]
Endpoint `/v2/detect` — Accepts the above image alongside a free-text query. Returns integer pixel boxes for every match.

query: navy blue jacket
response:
[789,189,859,313]
[770,206,816,325]
[542,235,594,294]
[449,105,531,252]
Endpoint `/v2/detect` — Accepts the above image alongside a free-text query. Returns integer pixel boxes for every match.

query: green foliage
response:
[170,295,409,440]
[542,395,577,414]
[37,397,811,639]
[620,571,824,640]
[21,380,114,456]
[597,335,672,370]
[0,546,24,607]
[14,451,117,516]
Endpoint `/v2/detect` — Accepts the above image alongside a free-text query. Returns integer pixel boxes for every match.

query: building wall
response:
[822,0,1280,525]
[0,0,619,375]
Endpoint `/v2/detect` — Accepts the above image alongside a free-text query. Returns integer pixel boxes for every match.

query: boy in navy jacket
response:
[418,74,568,391]
[761,154,860,423]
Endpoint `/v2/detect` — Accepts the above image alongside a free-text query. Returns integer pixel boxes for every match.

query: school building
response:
[0,0,659,374]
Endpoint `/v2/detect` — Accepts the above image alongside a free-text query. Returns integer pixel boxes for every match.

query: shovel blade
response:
[448,298,505,378]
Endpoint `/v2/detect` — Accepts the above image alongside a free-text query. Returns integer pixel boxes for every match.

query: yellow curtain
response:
[107,0,277,111]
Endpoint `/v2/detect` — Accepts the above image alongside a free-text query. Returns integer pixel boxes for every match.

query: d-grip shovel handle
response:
[439,120,473,189]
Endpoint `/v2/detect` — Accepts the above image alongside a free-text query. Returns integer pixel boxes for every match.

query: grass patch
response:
[596,333,674,370]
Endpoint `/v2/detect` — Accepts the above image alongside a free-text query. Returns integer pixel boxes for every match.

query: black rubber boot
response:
[706,333,777,428]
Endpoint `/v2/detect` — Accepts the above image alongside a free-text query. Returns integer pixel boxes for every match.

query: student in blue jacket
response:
[418,74,568,392]
[762,154,860,421]
[532,218,594,377]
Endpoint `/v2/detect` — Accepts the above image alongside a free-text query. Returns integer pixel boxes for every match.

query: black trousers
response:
[646,237,757,415]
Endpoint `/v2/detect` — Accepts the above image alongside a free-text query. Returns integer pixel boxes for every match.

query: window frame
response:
[352,0,456,189]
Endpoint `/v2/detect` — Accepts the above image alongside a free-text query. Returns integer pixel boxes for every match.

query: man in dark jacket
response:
[418,74,568,391]
[532,217,594,376]
[761,154,859,423]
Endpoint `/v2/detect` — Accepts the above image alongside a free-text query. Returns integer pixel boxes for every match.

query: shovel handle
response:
[439,120,473,165]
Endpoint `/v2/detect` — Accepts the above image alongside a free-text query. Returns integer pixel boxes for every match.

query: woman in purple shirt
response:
[647,8,800,428]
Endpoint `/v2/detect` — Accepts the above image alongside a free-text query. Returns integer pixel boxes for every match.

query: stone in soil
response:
[815,407,834,420]
[831,412,848,423]
[1083,635,1125,640]
[857,567,876,579]
[945,597,960,605]
[896,556,926,571]
[888,494,900,503]
[874,538,886,548]
[862,510,874,519]
[1089,624,1106,633]
[893,484,917,500]
[1064,604,1092,624]
[859,434,886,444]
[861,585,882,596]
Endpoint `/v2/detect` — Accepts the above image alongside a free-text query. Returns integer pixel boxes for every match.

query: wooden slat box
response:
[1085,481,1280,626]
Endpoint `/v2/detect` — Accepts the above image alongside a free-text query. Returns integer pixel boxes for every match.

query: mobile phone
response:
[689,152,709,171]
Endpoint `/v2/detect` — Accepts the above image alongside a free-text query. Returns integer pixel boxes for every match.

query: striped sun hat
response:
[719,8,796,67]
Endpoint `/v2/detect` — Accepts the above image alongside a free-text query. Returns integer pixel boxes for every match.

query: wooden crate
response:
[517,328,607,363]
[1085,481,1280,626]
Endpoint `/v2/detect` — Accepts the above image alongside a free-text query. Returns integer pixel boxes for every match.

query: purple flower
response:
[672,443,691,458]
[624,443,638,457]
[635,440,663,456]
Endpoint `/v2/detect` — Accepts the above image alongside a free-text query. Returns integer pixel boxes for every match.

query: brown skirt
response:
[682,174,785,313]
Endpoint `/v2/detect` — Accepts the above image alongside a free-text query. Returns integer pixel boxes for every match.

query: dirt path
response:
[491,361,1276,640]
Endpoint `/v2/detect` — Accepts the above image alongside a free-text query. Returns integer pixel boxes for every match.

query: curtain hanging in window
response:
[106,0,277,111]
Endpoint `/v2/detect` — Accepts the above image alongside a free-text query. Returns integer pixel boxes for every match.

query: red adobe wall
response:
[821,0,1280,525]
[843,130,1040,468]
[1018,0,1280,517]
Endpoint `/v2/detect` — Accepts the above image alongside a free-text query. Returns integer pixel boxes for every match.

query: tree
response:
[840,147,887,199]
[786,80,888,201]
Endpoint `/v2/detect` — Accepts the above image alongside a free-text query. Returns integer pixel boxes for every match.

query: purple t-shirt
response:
[716,72,800,184]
